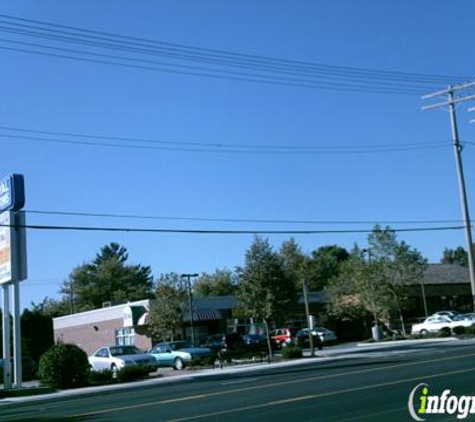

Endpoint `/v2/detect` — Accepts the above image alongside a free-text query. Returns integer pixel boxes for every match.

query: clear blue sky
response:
[0,1,474,310]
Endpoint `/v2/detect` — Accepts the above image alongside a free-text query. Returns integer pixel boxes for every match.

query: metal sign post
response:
[0,175,27,391]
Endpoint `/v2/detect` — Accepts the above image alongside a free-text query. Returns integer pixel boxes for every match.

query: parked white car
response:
[411,315,474,335]
[89,346,158,372]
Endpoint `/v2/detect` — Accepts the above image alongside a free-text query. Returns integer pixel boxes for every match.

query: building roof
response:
[423,264,470,285]
[53,299,150,330]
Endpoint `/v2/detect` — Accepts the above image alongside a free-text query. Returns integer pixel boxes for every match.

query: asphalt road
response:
[1,341,475,421]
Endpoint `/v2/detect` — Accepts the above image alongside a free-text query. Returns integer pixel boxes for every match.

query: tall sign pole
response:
[422,82,475,310]
[0,174,27,390]
[181,273,198,345]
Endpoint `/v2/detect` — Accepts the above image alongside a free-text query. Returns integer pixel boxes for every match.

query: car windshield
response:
[110,346,142,356]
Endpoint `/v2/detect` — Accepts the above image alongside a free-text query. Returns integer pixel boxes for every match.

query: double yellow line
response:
[72,352,475,420]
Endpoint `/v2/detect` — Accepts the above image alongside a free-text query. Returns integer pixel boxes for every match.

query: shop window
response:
[115,327,135,346]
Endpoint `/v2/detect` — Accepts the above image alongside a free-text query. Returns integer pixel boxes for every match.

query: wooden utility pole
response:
[423,82,475,310]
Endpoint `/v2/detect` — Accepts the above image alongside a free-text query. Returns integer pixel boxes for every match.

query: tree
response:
[441,246,474,267]
[194,269,237,297]
[59,242,154,312]
[237,237,297,357]
[148,273,187,342]
[367,226,427,334]
[307,245,350,291]
[31,297,70,318]
[279,238,306,290]
[326,248,392,324]
[21,307,54,363]
[326,226,427,338]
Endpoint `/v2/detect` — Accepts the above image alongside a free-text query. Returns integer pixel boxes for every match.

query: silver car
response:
[89,346,158,373]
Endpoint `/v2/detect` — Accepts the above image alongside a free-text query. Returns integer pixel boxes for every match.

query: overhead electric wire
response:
[0,14,468,94]
[0,13,467,85]
[0,125,449,154]
[0,22,448,91]
[0,222,467,235]
[0,39,429,96]
[26,209,465,226]
[0,132,451,155]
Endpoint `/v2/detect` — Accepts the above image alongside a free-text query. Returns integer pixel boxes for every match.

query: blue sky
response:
[0,1,474,310]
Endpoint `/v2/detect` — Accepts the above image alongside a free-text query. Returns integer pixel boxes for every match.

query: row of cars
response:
[411,310,475,335]
[88,327,338,373]
[271,327,338,349]
[89,342,214,372]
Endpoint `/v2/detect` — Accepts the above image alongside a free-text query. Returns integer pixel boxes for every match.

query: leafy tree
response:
[194,269,237,297]
[326,226,426,337]
[31,297,70,318]
[237,236,297,356]
[279,238,306,290]
[148,273,187,342]
[21,308,54,363]
[441,245,475,267]
[58,243,154,312]
[307,245,350,291]
[325,248,391,323]
[367,226,427,334]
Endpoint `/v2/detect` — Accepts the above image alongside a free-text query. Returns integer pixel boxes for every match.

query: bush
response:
[466,325,475,335]
[439,327,452,337]
[89,369,114,385]
[116,365,150,383]
[281,346,303,359]
[452,326,466,335]
[38,343,90,389]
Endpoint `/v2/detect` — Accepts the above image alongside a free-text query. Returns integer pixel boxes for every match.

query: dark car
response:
[294,329,323,350]
[199,333,248,355]
[242,334,277,351]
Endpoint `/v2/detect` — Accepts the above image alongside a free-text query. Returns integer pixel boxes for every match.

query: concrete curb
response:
[0,337,464,408]
[355,337,458,348]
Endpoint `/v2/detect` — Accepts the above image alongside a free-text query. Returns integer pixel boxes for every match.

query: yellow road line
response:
[71,352,475,418]
[166,367,475,422]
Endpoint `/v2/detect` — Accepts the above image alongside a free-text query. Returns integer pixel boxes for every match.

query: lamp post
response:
[181,273,199,345]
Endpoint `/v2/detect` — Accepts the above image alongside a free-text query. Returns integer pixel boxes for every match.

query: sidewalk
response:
[0,337,462,406]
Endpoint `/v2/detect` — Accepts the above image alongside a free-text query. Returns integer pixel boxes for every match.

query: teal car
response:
[149,341,215,370]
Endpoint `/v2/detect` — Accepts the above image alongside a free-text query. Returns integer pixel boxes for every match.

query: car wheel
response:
[174,357,185,370]
[420,329,429,335]
[110,363,119,378]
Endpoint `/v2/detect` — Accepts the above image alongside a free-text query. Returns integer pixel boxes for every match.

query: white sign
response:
[0,211,13,284]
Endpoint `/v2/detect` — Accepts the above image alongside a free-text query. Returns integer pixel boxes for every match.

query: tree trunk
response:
[263,318,273,362]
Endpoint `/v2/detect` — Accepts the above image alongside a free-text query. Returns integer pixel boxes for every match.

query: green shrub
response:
[439,327,452,337]
[116,365,150,383]
[89,369,114,385]
[38,343,90,389]
[452,326,466,335]
[281,346,303,359]
[466,325,475,335]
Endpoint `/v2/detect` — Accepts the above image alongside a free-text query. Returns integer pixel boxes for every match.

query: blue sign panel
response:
[0,174,25,213]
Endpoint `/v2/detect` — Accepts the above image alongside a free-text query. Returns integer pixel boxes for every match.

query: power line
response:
[26,209,465,226]
[0,14,469,94]
[0,23,445,91]
[0,40,429,96]
[0,13,467,85]
[0,126,450,155]
[0,222,467,235]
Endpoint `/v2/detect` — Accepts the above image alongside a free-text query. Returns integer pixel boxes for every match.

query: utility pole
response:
[422,81,475,310]
[302,278,314,357]
[181,273,199,345]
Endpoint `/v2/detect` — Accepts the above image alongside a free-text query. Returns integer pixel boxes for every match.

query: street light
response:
[181,273,199,345]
